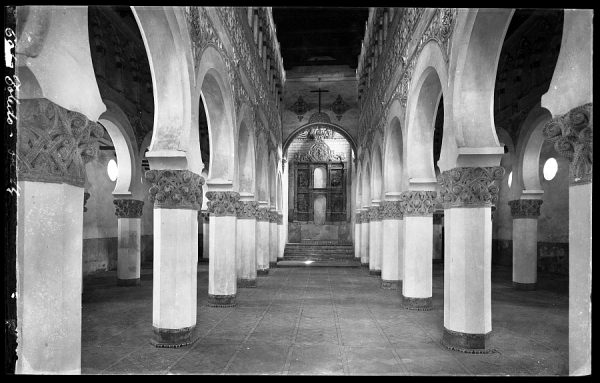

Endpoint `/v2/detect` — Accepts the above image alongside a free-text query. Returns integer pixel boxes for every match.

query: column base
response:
[257,269,269,276]
[207,294,237,307]
[150,325,198,348]
[513,281,536,291]
[441,327,494,354]
[360,263,369,268]
[237,278,257,288]
[369,269,381,276]
[402,295,432,311]
[117,278,141,286]
[269,261,277,268]
[381,280,401,290]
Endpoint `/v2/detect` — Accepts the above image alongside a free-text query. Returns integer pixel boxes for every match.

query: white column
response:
[145,169,203,347]
[542,103,592,375]
[380,200,403,290]
[354,209,361,260]
[236,198,258,288]
[269,209,279,267]
[401,191,436,310]
[509,198,543,290]
[277,213,285,260]
[16,98,104,374]
[360,207,370,268]
[114,199,144,286]
[206,189,239,307]
[256,202,271,275]
[368,202,382,276]
[17,182,84,374]
[440,167,504,353]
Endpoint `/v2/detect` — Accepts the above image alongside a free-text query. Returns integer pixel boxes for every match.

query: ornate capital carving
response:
[400,191,437,216]
[206,191,240,217]
[255,207,271,222]
[380,201,404,220]
[145,170,204,210]
[367,206,382,222]
[543,103,592,185]
[355,211,363,224]
[439,167,505,208]
[236,201,258,219]
[269,210,279,223]
[17,98,105,187]
[114,199,144,218]
[509,199,543,219]
[277,213,283,225]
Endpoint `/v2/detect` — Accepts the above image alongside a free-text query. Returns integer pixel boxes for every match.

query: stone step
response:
[276,259,361,268]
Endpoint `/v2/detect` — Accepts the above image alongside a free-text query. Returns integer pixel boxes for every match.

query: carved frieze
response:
[294,139,345,163]
[400,191,437,216]
[145,169,204,210]
[206,191,240,216]
[277,213,283,225]
[439,167,505,208]
[236,200,259,219]
[255,207,271,222]
[114,199,144,218]
[268,210,279,223]
[355,211,363,224]
[17,98,105,187]
[380,200,404,220]
[509,199,543,219]
[543,103,592,185]
[367,206,382,221]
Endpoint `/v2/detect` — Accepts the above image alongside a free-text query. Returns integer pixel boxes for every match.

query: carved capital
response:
[269,210,279,223]
[277,213,283,225]
[255,207,271,222]
[114,199,144,218]
[380,201,404,220]
[206,191,240,217]
[145,170,204,210]
[439,167,505,208]
[367,206,382,222]
[543,103,592,185]
[236,201,259,219]
[355,211,363,224]
[400,191,437,216]
[17,98,105,187]
[509,199,543,219]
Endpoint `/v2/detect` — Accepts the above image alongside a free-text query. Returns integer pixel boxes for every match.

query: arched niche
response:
[370,139,384,202]
[282,122,357,158]
[276,172,283,211]
[361,154,371,208]
[406,64,443,185]
[236,109,256,195]
[255,132,270,203]
[384,116,404,195]
[131,6,194,169]
[269,151,278,207]
[313,166,327,188]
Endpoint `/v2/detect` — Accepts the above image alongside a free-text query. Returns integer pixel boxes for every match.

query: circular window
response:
[508,171,513,188]
[107,159,119,181]
[543,158,558,181]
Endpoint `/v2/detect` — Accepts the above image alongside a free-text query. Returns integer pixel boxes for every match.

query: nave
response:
[81,264,567,375]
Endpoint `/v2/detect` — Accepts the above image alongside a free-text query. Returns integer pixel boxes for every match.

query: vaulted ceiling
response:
[272,7,369,70]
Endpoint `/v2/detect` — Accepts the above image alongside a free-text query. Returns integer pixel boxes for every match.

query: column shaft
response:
[402,216,433,308]
[269,212,278,267]
[368,219,382,275]
[117,218,142,285]
[16,182,83,374]
[512,219,538,288]
[381,218,402,289]
[354,221,361,260]
[360,214,369,267]
[236,218,257,287]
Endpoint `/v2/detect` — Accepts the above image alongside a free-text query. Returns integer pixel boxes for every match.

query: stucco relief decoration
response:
[294,139,345,162]
[17,98,105,187]
[355,211,362,224]
[330,94,350,120]
[439,167,505,208]
[236,200,259,219]
[255,207,271,222]
[543,103,592,184]
[508,199,543,219]
[290,96,310,121]
[400,191,437,216]
[368,206,382,221]
[145,169,204,210]
[269,211,279,223]
[380,200,404,219]
[113,199,144,218]
[206,191,241,216]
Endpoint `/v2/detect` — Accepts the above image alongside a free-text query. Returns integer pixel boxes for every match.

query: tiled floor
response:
[81,264,568,375]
